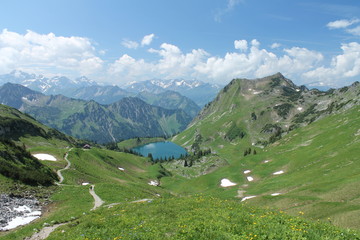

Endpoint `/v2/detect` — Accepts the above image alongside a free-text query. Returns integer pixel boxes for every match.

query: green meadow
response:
[1,96,360,239]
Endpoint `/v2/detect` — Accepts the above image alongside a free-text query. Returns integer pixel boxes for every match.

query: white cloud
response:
[0,29,103,76]
[121,39,139,49]
[326,19,360,29]
[2,29,359,88]
[109,38,327,85]
[121,33,155,49]
[271,43,281,49]
[303,42,360,85]
[346,26,360,36]
[215,0,243,22]
[234,40,248,51]
[141,33,155,46]
[251,39,260,48]
[109,43,209,82]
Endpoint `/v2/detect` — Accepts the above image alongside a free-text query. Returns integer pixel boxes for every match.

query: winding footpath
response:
[27,148,105,240]
[26,223,66,240]
[55,148,72,185]
[89,185,105,211]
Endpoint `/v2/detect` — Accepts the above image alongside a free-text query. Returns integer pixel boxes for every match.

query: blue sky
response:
[1,0,360,87]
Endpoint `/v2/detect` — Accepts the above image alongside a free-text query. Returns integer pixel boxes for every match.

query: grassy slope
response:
[1,147,169,240]
[167,105,360,229]
[48,196,359,240]
[2,82,360,239]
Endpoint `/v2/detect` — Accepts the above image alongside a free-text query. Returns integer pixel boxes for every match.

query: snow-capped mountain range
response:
[0,71,222,106]
[126,79,222,106]
[0,70,97,94]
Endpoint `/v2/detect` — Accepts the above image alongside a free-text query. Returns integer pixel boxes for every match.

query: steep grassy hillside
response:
[179,73,359,150]
[0,139,58,186]
[0,104,79,192]
[1,146,171,240]
[169,88,360,229]
[0,104,76,147]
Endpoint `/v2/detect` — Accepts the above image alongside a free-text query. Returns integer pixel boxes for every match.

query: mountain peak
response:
[0,70,98,94]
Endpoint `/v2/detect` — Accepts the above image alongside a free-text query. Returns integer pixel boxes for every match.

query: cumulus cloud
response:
[121,39,139,49]
[234,40,248,51]
[109,38,327,85]
[109,43,209,82]
[3,29,358,87]
[141,33,155,46]
[271,43,281,49]
[326,19,359,29]
[0,29,103,76]
[303,42,360,84]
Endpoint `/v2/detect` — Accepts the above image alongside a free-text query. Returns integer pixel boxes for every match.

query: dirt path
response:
[89,185,105,211]
[26,223,66,240]
[131,198,153,203]
[26,148,74,240]
[26,149,106,239]
[55,148,72,185]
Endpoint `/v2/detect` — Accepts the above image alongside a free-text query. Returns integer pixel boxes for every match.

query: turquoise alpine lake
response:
[132,141,188,160]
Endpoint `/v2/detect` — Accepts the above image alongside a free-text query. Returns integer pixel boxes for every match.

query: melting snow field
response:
[220,178,237,187]
[32,153,57,161]
[273,170,284,175]
[0,206,41,231]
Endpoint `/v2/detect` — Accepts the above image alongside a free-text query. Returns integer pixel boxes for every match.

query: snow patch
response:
[273,170,284,175]
[271,193,281,196]
[241,196,256,202]
[0,207,41,231]
[246,176,254,182]
[243,170,251,174]
[32,153,57,161]
[14,205,31,212]
[220,178,237,187]
[148,180,159,186]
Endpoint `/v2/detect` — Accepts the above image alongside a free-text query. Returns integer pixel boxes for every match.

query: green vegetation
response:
[225,123,246,141]
[273,103,293,118]
[1,74,360,239]
[48,196,359,240]
[0,139,58,185]
[117,137,165,150]
[170,104,360,230]
[0,84,192,143]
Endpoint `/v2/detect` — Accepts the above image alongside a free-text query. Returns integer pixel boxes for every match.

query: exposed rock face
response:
[0,194,41,231]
